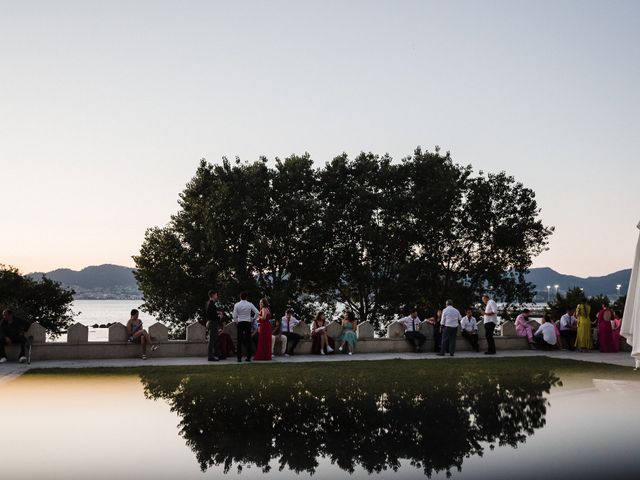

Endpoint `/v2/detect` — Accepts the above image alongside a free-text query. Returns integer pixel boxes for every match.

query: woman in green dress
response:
[575,302,593,351]
[338,311,358,355]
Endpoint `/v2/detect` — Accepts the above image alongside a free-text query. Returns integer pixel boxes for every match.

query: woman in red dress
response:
[597,305,616,353]
[253,298,273,361]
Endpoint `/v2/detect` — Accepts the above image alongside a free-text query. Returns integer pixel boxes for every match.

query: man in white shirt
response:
[399,307,425,353]
[460,308,479,352]
[533,316,557,350]
[233,291,259,362]
[559,308,577,351]
[437,300,461,357]
[481,294,498,355]
[281,308,302,356]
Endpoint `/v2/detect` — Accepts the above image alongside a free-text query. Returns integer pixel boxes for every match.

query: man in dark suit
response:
[206,289,221,361]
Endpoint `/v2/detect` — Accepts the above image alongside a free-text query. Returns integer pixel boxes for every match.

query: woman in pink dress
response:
[515,310,535,348]
[611,311,622,353]
[596,305,616,353]
[253,298,273,361]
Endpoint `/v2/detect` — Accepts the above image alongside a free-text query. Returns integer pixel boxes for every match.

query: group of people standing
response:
[204,290,359,362]
[396,294,500,356]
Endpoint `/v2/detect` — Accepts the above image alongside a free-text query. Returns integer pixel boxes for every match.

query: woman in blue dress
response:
[338,311,358,355]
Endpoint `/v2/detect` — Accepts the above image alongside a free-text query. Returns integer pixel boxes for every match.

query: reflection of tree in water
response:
[141,366,559,477]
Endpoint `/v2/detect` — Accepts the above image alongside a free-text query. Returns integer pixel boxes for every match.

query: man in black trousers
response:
[232,291,259,362]
[206,289,221,361]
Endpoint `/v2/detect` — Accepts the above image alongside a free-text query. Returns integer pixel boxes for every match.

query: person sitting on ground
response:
[399,307,425,353]
[559,308,577,351]
[515,309,535,348]
[338,310,358,355]
[0,309,29,364]
[126,309,158,360]
[533,314,557,350]
[281,308,302,356]
[460,308,479,352]
[311,311,334,355]
[271,313,288,356]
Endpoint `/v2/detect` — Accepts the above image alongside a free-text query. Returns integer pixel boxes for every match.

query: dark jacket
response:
[205,300,219,330]
[0,316,29,338]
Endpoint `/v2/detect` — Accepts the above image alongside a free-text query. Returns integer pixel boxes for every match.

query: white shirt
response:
[232,300,259,323]
[399,315,421,331]
[559,314,577,330]
[441,305,462,328]
[483,299,498,324]
[281,315,300,333]
[460,315,477,333]
[534,322,557,345]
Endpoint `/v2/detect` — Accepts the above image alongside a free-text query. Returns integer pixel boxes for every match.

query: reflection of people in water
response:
[140,362,559,477]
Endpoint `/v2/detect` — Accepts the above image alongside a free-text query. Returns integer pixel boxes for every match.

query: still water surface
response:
[1,363,638,480]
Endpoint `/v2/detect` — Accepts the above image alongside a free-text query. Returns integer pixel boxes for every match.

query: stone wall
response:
[0,320,629,361]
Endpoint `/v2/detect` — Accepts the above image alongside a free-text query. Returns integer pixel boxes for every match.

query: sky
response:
[1,0,639,277]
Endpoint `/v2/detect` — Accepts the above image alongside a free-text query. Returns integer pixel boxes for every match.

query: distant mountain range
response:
[28,264,141,300]
[27,264,632,301]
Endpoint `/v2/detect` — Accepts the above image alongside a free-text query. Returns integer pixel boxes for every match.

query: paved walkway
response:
[1,350,637,386]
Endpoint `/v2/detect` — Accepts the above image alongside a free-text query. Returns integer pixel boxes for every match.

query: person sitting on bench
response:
[533,314,557,350]
[281,308,302,356]
[399,307,425,353]
[126,309,158,360]
[0,309,29,364]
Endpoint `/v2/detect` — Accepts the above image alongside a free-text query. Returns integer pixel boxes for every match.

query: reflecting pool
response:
[1,359,639,479]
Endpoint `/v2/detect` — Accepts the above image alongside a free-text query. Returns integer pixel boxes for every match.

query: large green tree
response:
[0,264,75,336]
[134,148,553,334]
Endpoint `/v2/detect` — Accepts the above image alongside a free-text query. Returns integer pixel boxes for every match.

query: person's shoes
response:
[338,346,343,352]
[0,357,7,364]
[413,347,418,353]
[348,352,353,355]
[237,358,242,362]
[284,353,290,357]
[326,346,334,353]
[141,355,147,360]
[321,350,326,355]
[208,357,219,362]
[245,358,252,362]
[450,353,454,357]
[436,353,444,356]
[18,356,27,364]
[151,345,159,351]
[417,347,423,353]
[484,352,496,355]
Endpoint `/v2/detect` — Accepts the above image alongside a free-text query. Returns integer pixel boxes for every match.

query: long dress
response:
[597,308,616,353]
[340,321,358,352]
[253,309,273,361]
[311,319,335,354]
[611,317,622,353]
[575,303,593,350]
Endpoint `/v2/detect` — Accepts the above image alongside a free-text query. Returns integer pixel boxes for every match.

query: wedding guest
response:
[270,313,288,356]
[515,309,535,348]
[233,291,259,362]
[533,314,557,350]
[399,307,425,353]
[437,300,461,357]
[0,309,29,364]
[425,309,443,352]
[126,309,158,360]
[611,311,622,352]
[559,308,577,351]
[205,289,221,361]
[460,308,479,352]
[575,301,593,351]
[481,294,498,355]
[596,304,616,353]
[217,311,235,359]
[311,311,334,355]
[253,298,273,361]
[281,308,302,356]
[338,311,358,355]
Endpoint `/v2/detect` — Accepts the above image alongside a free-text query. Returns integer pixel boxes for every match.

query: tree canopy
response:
[0,264,75,336]
[134,147,553,335]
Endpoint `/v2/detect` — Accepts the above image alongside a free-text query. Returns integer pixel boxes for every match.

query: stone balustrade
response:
[2,319,626,362]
